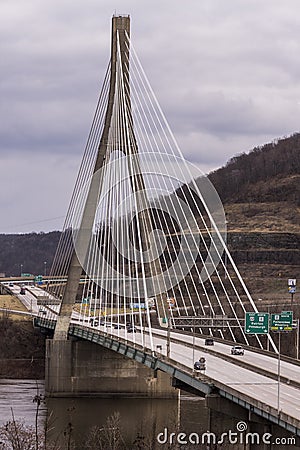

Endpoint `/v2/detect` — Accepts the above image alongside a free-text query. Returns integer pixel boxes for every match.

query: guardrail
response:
[0,307,33,317]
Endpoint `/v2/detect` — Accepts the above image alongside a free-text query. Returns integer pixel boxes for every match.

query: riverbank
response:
[0,358,45,378]
[0,314,45,379]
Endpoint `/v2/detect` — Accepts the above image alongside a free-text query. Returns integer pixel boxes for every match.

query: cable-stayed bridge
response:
[23,15,300,439]
[45,14,276,353]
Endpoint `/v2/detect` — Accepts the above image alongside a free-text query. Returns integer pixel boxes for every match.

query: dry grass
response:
[0,294,31,321]
[225,202,300,233]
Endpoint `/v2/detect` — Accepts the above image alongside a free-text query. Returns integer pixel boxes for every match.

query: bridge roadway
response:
[106,325,300,411]
[35,316,300,437]
[82,323,300,435]
[7,284,44,315]
[4,284,300,387]
[146,329,300,414]
[150,328,300,388]
[6,284,82,321]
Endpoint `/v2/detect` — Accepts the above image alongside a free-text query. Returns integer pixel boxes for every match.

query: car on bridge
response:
[90,318,104,327]
[89,318,98,326]
[231,345,244,355]
[194,357,206,371]
[205,338,214,346]
[127,325,138,333]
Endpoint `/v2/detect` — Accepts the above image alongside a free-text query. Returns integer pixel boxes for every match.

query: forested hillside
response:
[208,132,300,205]
[0,232,60,277]
[205,132,300,298]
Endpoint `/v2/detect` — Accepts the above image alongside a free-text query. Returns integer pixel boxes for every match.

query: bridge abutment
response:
[45,338,177,399]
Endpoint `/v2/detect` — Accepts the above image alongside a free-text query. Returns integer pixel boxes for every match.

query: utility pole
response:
[277,332,281,415]
[167,324,170,358]
[192,316,195,368]
[296,318,299,359]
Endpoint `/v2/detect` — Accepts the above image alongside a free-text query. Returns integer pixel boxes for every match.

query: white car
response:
[231,346,244,356]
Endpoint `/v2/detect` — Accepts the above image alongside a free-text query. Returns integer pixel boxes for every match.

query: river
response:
[0,379,47,424]
[0,379,212,449]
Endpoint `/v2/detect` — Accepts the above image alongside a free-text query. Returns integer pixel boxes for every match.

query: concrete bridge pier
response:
[206,394,299,450]
[45,338,178,399]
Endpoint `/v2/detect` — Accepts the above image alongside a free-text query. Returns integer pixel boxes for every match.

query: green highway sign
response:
[21,273,32,277]
[245,312,269,334]
[271,311,293,331]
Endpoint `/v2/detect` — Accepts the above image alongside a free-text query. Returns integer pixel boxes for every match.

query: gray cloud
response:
[1,0,300,232]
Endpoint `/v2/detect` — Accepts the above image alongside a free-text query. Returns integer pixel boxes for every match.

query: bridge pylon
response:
[53,15,169,340]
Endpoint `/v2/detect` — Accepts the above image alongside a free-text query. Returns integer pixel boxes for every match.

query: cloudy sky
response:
[1,0,300,234]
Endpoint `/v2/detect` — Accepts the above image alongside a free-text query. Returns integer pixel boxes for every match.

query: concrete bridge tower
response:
[54,16,132,341]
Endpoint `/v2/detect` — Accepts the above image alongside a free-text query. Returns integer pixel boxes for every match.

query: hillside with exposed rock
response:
[207,133,300,304]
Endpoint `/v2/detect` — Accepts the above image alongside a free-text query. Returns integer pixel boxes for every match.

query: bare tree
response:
[85,412,125,450]
[0,408,64,450]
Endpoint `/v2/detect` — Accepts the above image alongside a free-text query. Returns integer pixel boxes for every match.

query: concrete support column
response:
[45,339,177,399]
[45,340,73,396]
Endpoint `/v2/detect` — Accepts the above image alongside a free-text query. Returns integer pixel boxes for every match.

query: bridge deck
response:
[35,317,300,436]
